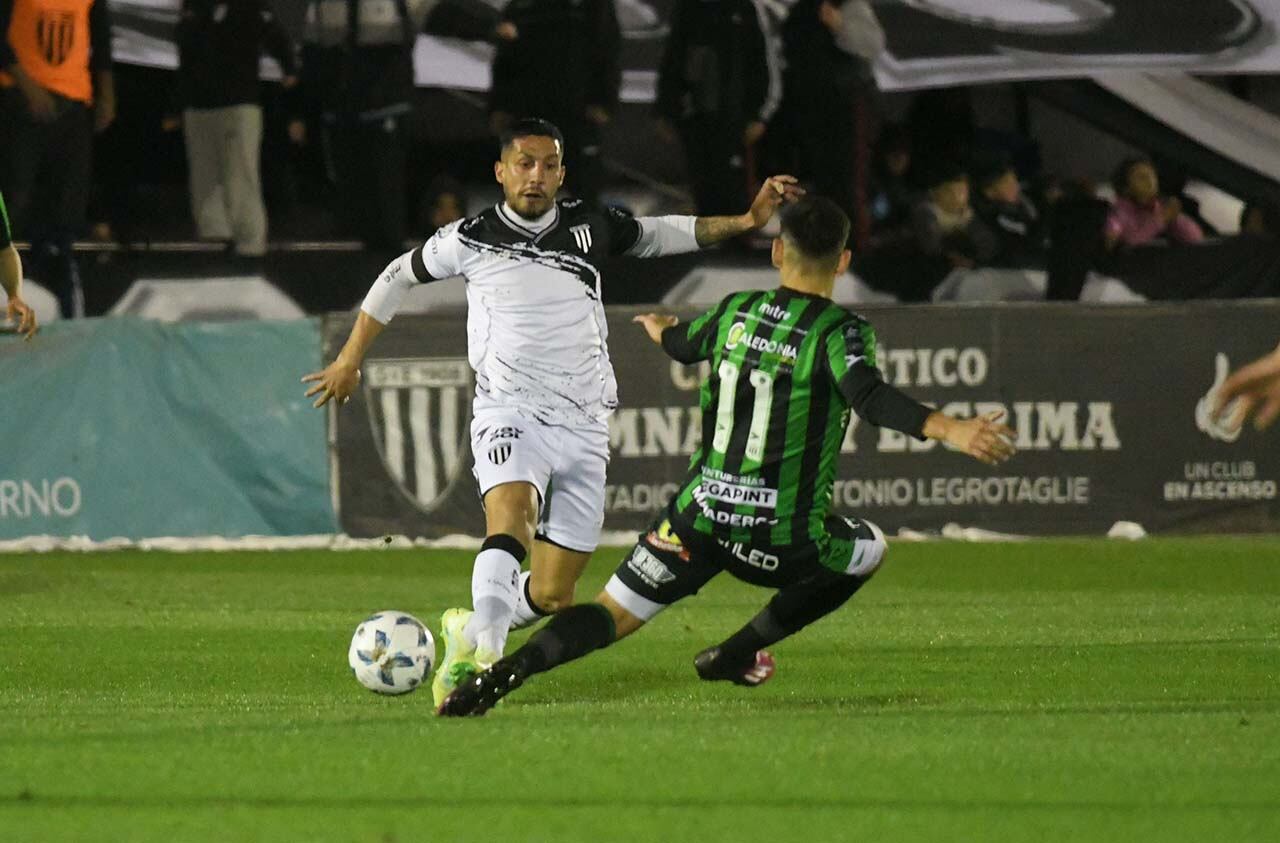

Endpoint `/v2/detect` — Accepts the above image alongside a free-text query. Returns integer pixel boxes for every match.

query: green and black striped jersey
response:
[660,287,932,547]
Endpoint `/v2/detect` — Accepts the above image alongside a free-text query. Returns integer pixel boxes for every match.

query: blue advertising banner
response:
[0,318,336,539]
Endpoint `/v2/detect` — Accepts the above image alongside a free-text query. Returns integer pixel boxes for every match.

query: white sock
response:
[464,537,524,658]
[510,570,551,631]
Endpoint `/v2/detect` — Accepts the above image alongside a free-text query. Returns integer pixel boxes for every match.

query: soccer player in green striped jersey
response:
[1,189,38,339]
[439,197,1016,716]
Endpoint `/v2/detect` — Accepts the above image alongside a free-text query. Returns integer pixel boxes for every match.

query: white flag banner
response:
[871,0,1280,90]
[108,0,1280,97]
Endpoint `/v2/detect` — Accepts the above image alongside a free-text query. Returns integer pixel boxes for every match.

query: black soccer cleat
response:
[435,658,525,717]
[694,646,776,687]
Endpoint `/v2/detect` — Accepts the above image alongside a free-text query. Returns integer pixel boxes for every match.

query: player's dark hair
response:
[779,196,850,265]
[500,118,565,156]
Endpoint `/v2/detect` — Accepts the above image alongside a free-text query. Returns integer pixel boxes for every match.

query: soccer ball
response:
[347,611,435,695]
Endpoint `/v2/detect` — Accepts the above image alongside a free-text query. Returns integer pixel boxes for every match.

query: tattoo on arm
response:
[694,215,750,247]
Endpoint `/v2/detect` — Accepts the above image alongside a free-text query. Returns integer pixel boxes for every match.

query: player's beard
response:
[511,193,553,219]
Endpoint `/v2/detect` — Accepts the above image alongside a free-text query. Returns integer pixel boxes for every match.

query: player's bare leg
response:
[432,481,538,707]
[505,540,591,633]
[438,592,645,717]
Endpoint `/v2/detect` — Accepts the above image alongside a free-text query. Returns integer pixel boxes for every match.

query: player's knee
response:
[846,518,887,579]
[529,580,575,614]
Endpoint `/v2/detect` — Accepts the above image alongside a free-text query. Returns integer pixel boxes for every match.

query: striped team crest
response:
[571,223,593,253]
[36,12,76,67]
[364,358,472,512]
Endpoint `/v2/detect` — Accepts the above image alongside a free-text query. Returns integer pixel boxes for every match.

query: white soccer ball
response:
[347,611,435,695]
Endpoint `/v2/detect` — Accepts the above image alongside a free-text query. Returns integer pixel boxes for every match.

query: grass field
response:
[2,539,1278,842]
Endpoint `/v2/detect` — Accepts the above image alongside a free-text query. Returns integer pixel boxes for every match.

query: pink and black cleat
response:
[693,646,776,687]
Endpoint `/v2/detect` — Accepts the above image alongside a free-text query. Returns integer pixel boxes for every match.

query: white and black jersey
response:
[362,199,700,428]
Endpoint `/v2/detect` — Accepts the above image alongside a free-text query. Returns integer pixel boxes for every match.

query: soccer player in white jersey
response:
[302,118,802,705]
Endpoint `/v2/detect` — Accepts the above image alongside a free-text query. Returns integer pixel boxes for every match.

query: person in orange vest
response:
[0,0,115,317]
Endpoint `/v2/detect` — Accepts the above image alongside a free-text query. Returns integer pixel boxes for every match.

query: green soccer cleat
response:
[431,608,482,708]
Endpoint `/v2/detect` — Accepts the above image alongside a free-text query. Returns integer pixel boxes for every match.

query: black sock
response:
[716,573,866,664]
[511,604,617,677]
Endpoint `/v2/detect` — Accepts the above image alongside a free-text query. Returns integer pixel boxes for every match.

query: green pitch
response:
[2,539,1278,842]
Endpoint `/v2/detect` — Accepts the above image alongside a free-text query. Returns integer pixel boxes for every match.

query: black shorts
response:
[604,509,886,622]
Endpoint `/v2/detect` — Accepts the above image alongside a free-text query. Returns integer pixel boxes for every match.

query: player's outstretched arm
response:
[923,410,1017,466]
[301,311,385,408]
[1214,342,1280,431]
[693,175,804,246]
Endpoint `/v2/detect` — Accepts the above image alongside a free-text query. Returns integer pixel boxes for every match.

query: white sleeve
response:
[626,215,700,258]
[420,219,466,280]
[360,250,419,325]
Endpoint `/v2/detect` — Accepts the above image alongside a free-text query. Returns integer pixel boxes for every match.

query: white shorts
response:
[470,408,611,553]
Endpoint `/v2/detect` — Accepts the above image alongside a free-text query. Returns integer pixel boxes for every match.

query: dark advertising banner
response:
[327,303,1280,538]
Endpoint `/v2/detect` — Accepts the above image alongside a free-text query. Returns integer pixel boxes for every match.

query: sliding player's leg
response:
[696,517,888,686]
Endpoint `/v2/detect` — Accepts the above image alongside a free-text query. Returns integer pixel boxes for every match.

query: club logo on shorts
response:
[362,357,473,512]
[488,443,513,465]
[571,224,593,253]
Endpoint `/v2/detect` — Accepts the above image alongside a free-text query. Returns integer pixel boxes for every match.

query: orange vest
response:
[0,0,96,103]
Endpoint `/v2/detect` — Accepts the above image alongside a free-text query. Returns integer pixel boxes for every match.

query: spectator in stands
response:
[0,0,115,317]
[419,174,466,237]
[1104,157,1204,249]
[167,0,298,257]
[774,1,882,244]
[1239,199,1280,239]
[971,155,1046,268]
[1156,163,1218,237]
[868,123,915,246]
[655,0,779,216]
[490,0,620,203]
[911,164,997,272]
[299,0,422,252]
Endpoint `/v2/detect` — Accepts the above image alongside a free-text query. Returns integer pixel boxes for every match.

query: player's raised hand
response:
[942,410,1017,466]
[1214,341,1280,431]
[747,175,804,229]
[633,312,678,345]
[301,361,361,408]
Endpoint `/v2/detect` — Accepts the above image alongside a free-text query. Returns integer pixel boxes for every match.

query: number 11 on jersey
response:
[712,360,775,463]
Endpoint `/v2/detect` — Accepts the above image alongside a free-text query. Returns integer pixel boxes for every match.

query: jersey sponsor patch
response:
[644,519,690,561]
[701,479,778,509]
[626,546,677,589]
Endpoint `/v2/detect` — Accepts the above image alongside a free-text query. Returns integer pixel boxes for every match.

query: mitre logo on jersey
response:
[571,224,593,253]
[364,358,472,512]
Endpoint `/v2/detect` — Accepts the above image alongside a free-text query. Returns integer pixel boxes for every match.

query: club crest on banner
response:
[363,358,472,512]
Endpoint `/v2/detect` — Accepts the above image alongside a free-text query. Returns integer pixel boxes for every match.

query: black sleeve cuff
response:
[660,324,701,364]
[409,246,431,283]
[848,378,931,440]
